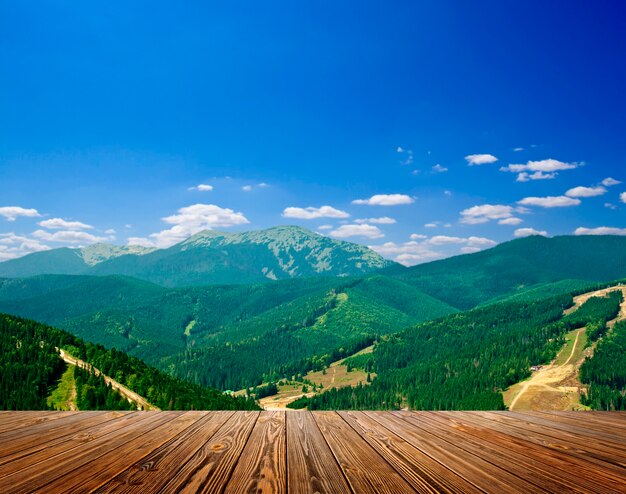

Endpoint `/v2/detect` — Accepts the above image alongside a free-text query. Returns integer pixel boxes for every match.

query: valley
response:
[2,233,626,412]
[240,346,375,410]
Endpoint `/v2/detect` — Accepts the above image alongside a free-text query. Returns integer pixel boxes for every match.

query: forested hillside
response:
[290,295,575,410]
[581,320,626,410]
[0,313,258,410]
[387,235,626,309]
[0,274,456,390]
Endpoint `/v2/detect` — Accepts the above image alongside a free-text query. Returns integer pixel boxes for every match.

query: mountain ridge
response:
[0,226,394,286]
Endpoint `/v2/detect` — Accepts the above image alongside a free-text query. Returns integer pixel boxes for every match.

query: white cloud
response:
[460,204,517,224]
[124,224,133,229]
[514,228,548,238]
[465,154,498,166]
[0,233,51,260]
[574,227,626,236]
[465,236,498,248]
[500,159,580,182]
[427,235,466,245]
[517,196,581,208]
[397,147,414,166]
[352,194,414,206]
[498,217,523,226]
[621,192,626,204]
[0,206,41,222]
[104,228,116,235]
[461,247,482,254]
[516,171,557,182]
[424,223,438,228]
[502,158,579,173]
[282,205,350,220]
[317,225,333,231]
[258,182,269,188]
[242,185,253,192]
[129,204,250,248]
[426,235,496,248]
[602,177,621,187]
[369,241,443,266]
[354,217,396,225]
[605,203,618,210]
[38,218,93,230]
[126,237,156,248]
[409,233,427,240]
[565,186,607,198]
[32,229,112,245]
[188,184,214,192]
[513,147,524,152]
[369,235,496,266]
[444,190,452,196]
[432,164,448,173]
[328,224,384,239]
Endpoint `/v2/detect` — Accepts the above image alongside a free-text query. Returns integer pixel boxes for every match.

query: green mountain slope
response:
[0,312,258,410]
[0,273,457,390]
[0,226,395,286]
[387,235,626,309]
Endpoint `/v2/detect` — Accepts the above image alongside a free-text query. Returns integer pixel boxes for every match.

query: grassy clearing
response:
[47,364,76,410]
[554,327,587,366]
[237,345,376,409]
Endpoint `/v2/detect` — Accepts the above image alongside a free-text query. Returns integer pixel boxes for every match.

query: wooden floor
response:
[0,411,625,493]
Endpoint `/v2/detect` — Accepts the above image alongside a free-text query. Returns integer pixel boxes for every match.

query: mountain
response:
[2,233,626,395]
[386,235,626,309]
[0,226,394,286]
[0,243,154,278]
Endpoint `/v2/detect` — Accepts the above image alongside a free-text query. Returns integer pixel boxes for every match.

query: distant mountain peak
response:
[0,225,394,285]
[77,243,156,266]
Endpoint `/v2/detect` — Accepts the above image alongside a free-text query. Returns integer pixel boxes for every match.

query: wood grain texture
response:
[0,411,131,467]
[225,411,286,494]
[314,411,416,494]
[95,411,233,494]
[368,411,545,494]
[286,411,351,494]
[0,411,624,494]
[158,410,258,494]
[0,412,177,494]
[339,411,481,494]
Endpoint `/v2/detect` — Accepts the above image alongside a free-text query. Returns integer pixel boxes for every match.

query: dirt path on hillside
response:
[59,349,159,411]
[505,286,626,411]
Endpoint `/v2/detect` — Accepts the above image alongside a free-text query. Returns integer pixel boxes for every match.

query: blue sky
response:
[1,1,625,265]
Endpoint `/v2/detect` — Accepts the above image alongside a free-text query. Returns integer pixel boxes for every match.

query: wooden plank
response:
[314,411,416,494]
[0,411,77,433]
[158,410,259,494]
[339,411,481,494]
[0,410,105,443]
[415,412,623,494]
[39,411,206,493]
[0,411,150,473]
[224,411,286,494]
[94,412,234,494]
[286,411,352,494]
[474,411,626,466]
[503,411,626,447]
[453,412,626,473]
[368,411,546,494]
[0,411,180,494]
[528,411,626,437]
[0,411,132,467]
